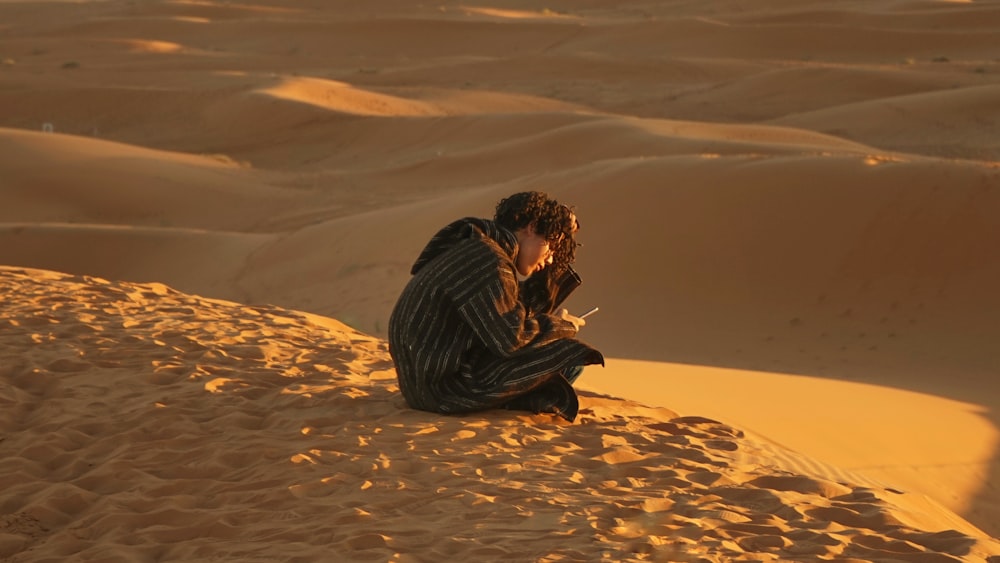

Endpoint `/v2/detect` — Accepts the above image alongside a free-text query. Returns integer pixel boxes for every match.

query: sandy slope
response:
[2,0,999,552]
[2,267,998,562]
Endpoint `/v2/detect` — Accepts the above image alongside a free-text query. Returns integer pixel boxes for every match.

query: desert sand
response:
[1,0,999,560]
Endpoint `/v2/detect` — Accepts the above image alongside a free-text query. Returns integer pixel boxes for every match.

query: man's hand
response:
[559,308,586,330]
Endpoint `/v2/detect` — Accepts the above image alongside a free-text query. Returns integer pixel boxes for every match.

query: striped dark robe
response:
[388,218,604,422]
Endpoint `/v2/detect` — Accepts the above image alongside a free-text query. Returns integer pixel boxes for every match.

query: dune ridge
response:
[2,267,998,562]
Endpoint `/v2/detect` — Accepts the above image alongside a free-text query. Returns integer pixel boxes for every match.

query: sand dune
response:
[2,0,999,556]
[0,223,269,299]
[771,84,1000,160]
[256,77,441,117]
[255,76,591,117]
[2,267,997,562]
[577,359,999,541]
[0,128,288,230]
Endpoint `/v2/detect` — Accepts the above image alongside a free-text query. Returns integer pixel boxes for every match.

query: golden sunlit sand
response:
[2,267,997,561]
[1,0,999,560]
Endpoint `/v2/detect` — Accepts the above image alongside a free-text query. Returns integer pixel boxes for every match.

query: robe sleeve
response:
[441,238,577,358]
[520,265,582,315]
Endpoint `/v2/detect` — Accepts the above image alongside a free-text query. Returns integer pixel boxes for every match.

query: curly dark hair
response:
[494,191,579,271]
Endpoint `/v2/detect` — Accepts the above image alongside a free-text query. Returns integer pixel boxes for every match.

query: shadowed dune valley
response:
[1,0,999,561]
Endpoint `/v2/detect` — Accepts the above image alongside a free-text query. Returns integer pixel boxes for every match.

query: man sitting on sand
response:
[388,191,604,422]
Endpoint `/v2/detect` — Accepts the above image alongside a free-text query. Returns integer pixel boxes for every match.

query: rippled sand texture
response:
[2,268,998,562]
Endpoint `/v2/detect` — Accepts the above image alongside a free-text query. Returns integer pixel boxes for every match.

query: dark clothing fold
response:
[388,217,603,421]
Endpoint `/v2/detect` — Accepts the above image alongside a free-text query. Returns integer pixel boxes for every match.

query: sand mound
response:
[771,84,1000,160]
[0,128,289,230]
[2,267,997,562]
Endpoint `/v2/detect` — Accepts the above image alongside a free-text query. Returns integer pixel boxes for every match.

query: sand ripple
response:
[2,267,997,562]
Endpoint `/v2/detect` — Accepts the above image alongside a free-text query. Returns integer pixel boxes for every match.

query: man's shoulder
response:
[415,217,510,262]
[439,218,516,261]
